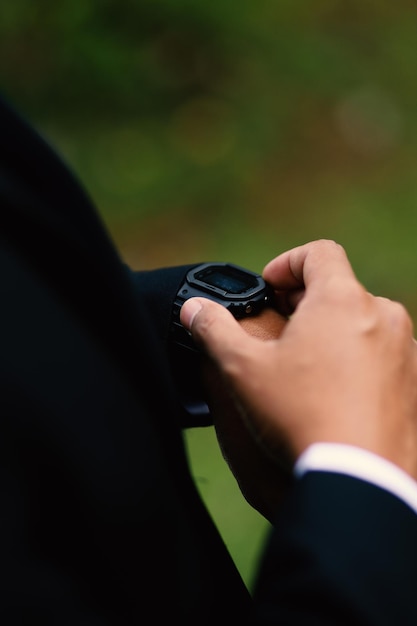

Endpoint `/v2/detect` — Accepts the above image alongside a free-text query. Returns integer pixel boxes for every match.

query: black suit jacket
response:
[1,94,417,625]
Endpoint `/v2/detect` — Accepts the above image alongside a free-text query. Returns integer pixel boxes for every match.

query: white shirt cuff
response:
[294,442,417,516]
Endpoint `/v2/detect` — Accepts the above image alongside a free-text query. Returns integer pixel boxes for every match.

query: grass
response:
[184,425,271,592]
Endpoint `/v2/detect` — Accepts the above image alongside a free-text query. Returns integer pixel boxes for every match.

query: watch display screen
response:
[194,265,258,294]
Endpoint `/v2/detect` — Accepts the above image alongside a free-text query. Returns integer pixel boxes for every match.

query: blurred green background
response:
[2,0,417,591]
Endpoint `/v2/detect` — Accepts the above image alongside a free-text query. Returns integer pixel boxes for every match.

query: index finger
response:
[262,239,357,291]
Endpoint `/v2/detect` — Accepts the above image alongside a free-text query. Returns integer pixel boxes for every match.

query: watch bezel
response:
[185,262,266,301]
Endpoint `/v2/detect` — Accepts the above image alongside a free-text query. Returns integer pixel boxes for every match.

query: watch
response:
[171,262,273,351]
[169,262,273,424]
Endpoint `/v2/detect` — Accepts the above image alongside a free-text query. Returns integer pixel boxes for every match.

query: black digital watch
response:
[171,262,273,351]
[169,262,273,424]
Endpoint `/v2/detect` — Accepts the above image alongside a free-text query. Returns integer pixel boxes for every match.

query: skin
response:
[200,308,290,522]
[181,240,417,520]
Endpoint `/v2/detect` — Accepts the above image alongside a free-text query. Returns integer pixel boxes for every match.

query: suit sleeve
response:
[251,471,417,625]
[126,265,212,428]
[0,92,209,429]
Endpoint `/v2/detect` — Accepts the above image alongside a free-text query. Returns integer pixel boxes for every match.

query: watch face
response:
[194,265,258,294]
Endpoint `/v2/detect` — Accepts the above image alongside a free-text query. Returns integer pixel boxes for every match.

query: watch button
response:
[172,302,182,318]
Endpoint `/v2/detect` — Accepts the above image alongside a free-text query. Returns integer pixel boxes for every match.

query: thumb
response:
[180,297,254,362]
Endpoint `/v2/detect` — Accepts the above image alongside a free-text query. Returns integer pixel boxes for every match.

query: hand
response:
[181,240,417,481]
[201,308,291,522]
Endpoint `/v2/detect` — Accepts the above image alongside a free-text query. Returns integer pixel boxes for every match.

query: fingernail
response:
[180,298,203,330]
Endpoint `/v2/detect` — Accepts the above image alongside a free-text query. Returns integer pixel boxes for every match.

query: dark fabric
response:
[1,93,417,625]
[0,95,250,624]
[252,472,417,625]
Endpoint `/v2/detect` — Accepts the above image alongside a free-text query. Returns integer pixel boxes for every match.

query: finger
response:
[262,239,357,292]
[375,295,414,338]
[272,287,305,316]
[180,297,258,363]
